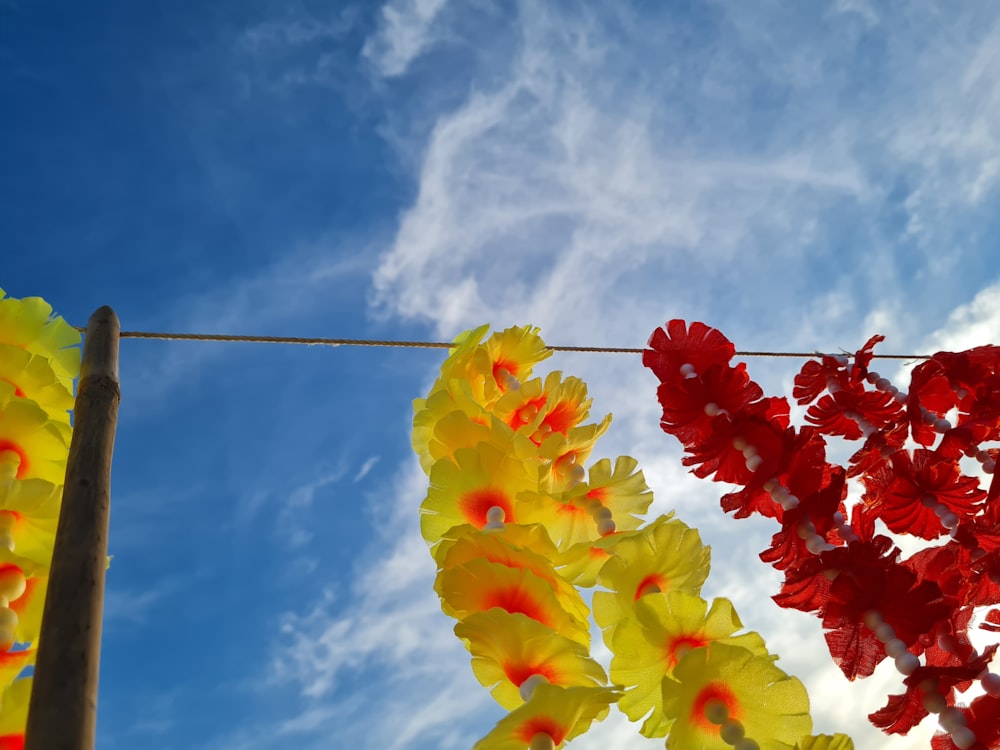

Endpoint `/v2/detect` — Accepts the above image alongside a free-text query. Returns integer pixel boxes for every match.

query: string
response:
[71,327,932,360]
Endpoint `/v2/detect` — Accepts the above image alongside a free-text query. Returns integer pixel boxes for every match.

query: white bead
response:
[741,445,758,459]
[986,461,996,474]
[874,622,895,642]
[876,378,891,391]
[895,653,920,675]
[884,638,908,658]
[485,506,505,524]
[863,610,883,629]
[921,692,947,714]
[705,402,722,416]
[981,672,1000,695]
[703,698,729,725]
[745,455,763,472]
[732,437,748,451]
[940,511,959,528]
[950,727,976,750]
[680,363,697,378]
[934,419,951,433]
[593,507,613,522]
[720,719,745,744]
[597,518,616,536]
[939,707,967,732]
[734,740,760,750]
[529,732,556,750]
[866,372,880,384]
[519,674,549,702]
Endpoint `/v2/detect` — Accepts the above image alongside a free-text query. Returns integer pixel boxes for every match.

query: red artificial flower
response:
[644,320,735,383]
[869,645,997,734]
[655,363,763,445]
[929,694,1000,750]
[821,537,954,680]
[862,449,985,540]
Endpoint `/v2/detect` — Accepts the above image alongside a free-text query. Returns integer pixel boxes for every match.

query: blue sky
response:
[4,1,1000,748]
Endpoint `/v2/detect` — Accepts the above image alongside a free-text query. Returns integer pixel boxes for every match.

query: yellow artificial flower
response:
[795,735,854,750]
[0,646,32,693]
[435,558,589,647]
[0,289,80,391]
[0,676,30,745]
[583,456,653,533]
[593,515,710,642]
[610,592,768,737]
[0,345,74,424]
[0,478,61,564]
[412,382,493,473]
[10,573,46,646]
[661,642,811,750]
[431,325,551,408]
[0,392,71,485]
[455,610,607,710]
[421,443,539,549]
[434,524,589,624]
[494,372,594,446]
[473,683,621,750]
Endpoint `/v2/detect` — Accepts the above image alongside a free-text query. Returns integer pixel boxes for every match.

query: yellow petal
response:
[609,593,769,738]
[473,684,621,750]
[435,558,589,647]
[662,643,812,750]
[583,456,653,532]
[0,345,74,424]
[421,443,539,549]
[455,610,606,710]
[594,515,710,642]
[0,290,80,390]
[0,676,30,738]
[435,525,588,624]
[0,396,71,485]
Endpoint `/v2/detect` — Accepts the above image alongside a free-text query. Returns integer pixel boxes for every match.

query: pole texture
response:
[25,306,120,750]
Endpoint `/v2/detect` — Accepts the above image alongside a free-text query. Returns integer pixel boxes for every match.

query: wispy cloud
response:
[363,0,450,77]
[353,455,380,482]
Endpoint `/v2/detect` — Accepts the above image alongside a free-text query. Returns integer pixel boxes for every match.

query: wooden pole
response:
[25,306,120,750]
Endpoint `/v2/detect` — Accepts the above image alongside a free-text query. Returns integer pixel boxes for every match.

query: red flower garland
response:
[645,320,1000,749]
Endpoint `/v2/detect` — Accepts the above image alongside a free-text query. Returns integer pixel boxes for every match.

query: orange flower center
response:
[516,718,566,745]
[0,442,28,479]
[504,662,560,687]
[666,634,707,667]
[459,488,515,528]
[483,586,549,626]
[691,682,739,729]
[541,401,579,435]
[634,573,668,600]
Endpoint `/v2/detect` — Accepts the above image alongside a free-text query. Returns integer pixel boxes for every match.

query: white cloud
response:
[363,0,450,78]
[353,455,381,482]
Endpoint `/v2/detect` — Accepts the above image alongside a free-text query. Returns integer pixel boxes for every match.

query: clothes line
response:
[70,327,933,360]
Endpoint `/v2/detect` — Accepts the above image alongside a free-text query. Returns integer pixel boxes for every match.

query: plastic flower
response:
[0,345,74,424]
[0,479,61,563]
[0,289,80,390]
[583,456,653,533]
[593,515,710,641]
[0,647,33,691]
[435,558,590,647]
[421,443,539,548]
[610,592,768,737]
[454,610,606,709]
[473,683,621,750]
[434,525,588,624]
[661,642,811,750]
[0,393,71,484]
[0,676,29,749]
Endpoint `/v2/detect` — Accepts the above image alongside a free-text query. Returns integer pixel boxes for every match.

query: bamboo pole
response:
[25,306,120,750]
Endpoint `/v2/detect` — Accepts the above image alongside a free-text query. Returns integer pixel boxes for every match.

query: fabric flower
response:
[610,592,768,737]
[0,479,61,564]
[435,524,589,624]
[644,320,735,381]
[593,515,710,641]
[0,676,29,750]
[473,683,621,750]
[661,642,811,750]
[0,289,80,390]
[0,345,74,424]
[435,558,589,647]
[421,443,539,548]
[0,395,71,484]
[454,610,606,709]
